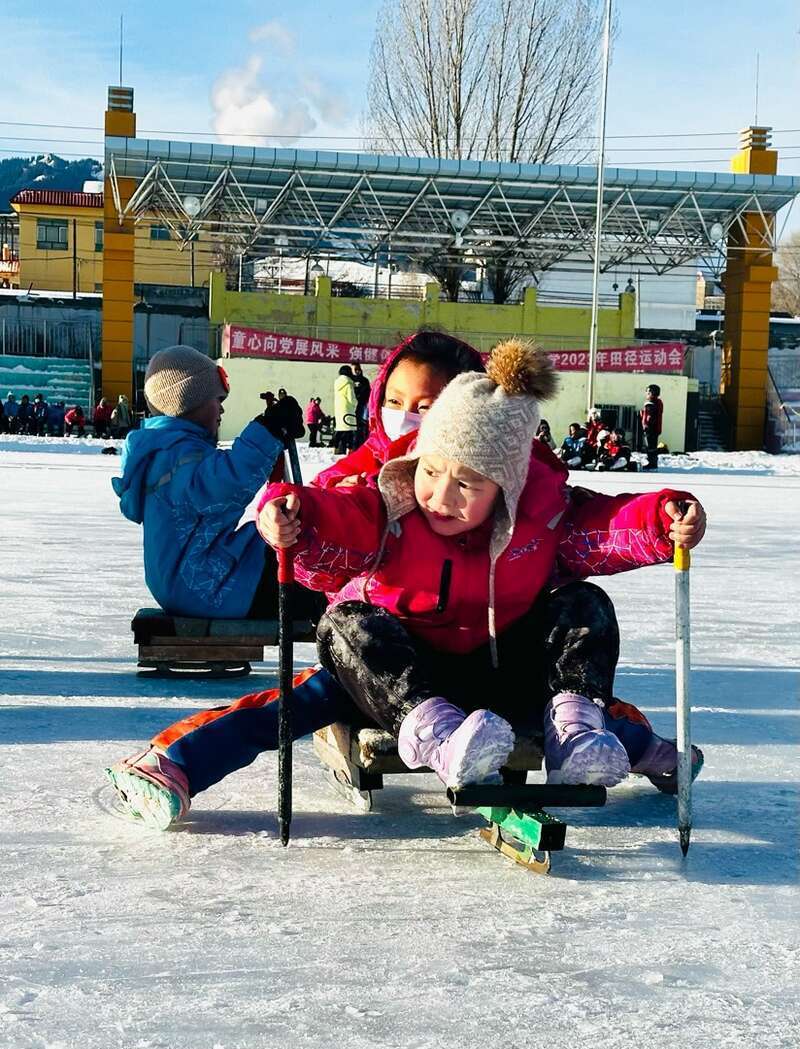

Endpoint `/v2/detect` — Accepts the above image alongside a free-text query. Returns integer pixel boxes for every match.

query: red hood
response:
[313,333,483,490]
[363,334,485,461]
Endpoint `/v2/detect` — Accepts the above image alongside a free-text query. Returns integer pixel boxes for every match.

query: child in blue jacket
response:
[112,345,292,619]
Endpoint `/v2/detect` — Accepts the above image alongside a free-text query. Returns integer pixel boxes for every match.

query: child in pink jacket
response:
[260,340,706,790]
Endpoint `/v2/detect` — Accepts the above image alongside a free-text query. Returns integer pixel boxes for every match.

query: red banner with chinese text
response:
[222,325,685,373]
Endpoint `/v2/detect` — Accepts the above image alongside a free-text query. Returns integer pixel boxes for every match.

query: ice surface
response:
[0,442,798,1049]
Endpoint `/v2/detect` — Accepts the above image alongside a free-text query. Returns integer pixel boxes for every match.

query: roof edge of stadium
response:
[106,135,800,196]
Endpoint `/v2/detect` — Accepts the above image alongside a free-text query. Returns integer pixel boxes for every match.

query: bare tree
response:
[773,233,800,316]
[367,0,604,299]
[485,256,531,305]
[368,0,602,163]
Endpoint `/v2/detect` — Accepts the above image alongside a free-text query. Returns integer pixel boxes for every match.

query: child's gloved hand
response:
[665,499,706,550]
[257,493,302,549]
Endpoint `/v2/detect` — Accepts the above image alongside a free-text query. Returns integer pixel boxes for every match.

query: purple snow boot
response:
[397,697,515,790]
[544,692,631,787]
[631,736,705,795]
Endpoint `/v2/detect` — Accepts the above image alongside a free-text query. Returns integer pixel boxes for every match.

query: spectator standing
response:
[305,395,324,447]
[17,395,33,435]
[32,394,49,436]
[333,364,357,454]
[0,398,5,433]
[4,392,19,433]
[270,389,304,443]
[351,362,371,447]
[65,405,86,437]
[94,397,114,439]
[641,383,663,471]
[112,394,133,437]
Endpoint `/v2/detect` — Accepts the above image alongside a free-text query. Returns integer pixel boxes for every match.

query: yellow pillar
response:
[721,126,779,450]
[102,86,137,403]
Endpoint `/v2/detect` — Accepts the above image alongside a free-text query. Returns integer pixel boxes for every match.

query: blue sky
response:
[3,0,800,195]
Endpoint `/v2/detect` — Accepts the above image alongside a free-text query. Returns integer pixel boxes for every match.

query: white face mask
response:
[381,406,423,442]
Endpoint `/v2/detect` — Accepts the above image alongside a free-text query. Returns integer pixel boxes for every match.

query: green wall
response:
[209,271,636,353]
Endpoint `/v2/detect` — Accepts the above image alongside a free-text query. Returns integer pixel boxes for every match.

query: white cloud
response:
[301,77,350,125]
[211,55,316,146]
[249,20,295,53]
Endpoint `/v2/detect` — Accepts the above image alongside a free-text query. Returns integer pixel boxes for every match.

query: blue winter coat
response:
[112,416,282,618]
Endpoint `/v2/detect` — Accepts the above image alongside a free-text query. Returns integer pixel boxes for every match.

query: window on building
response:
[36,219,68,250]
[95,222,104,252]
[150,225,171,241]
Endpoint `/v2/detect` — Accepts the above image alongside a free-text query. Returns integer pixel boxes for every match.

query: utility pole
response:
[587,0,613,415]
[72,218,78,299]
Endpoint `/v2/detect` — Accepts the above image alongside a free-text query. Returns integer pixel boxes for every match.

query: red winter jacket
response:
[262,442,694,655]
[305,401,324,426]
[640,397,664,436]
[312,336,483,490]
[585,419,603,447]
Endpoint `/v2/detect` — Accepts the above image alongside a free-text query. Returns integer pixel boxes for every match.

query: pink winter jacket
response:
[304,401,324,426]
[261,442,694,655]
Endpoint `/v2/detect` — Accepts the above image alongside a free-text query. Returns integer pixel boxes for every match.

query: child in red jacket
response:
[260,341,706,791]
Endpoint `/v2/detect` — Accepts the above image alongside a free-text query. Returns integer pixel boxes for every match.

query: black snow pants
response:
[316,581,619,736]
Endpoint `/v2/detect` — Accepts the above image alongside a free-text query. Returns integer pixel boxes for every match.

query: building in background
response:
[10,188,217,295]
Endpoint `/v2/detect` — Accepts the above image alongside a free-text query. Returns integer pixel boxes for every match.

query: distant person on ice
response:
[305,395,324,447]
[111,345,303,620]
[332,364,358,454]
[641,383,664,471]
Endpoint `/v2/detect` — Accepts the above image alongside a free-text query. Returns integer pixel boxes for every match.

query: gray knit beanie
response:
[144,346,228,417]
[378,338,557,664]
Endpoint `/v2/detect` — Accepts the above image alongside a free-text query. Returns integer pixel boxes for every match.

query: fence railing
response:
[0,318,97,360]
[766,366,799,452]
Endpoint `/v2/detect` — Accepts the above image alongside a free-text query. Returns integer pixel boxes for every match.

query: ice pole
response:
[277,543,294,847]
[277,437,302,848]
[674,542,692,856]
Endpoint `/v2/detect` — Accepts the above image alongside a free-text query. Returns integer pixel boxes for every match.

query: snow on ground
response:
[0,443,798,1049]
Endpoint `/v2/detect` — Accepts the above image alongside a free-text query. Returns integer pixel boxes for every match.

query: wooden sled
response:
[313,722,605,873]
[132,607,315,679]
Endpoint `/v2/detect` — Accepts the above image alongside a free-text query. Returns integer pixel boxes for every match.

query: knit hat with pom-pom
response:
[378,338,557,663]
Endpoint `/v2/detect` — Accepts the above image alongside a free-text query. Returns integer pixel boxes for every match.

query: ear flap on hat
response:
[377,455,419,523]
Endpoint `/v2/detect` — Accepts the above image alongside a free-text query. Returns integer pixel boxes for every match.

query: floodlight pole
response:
[587,0,613,416]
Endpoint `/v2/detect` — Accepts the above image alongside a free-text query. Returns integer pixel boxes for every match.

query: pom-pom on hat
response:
[378,338,557,664]
[144,345,228,417]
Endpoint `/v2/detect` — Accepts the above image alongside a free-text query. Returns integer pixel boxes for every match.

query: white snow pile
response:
[0,434,123,455]
[0,444,797,1049]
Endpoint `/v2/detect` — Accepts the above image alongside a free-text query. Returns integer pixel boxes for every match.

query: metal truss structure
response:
[107,137,800,279]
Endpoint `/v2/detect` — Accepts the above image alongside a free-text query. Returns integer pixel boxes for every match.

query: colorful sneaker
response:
[631,737,705,795]
[105,748,191,830]
[544,692,630,787]
[398,697,515,790]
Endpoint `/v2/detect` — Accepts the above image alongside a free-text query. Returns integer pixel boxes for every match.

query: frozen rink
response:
[0,438,798,1049]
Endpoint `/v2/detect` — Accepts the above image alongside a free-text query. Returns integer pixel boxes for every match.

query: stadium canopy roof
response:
[106,136,800,277]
